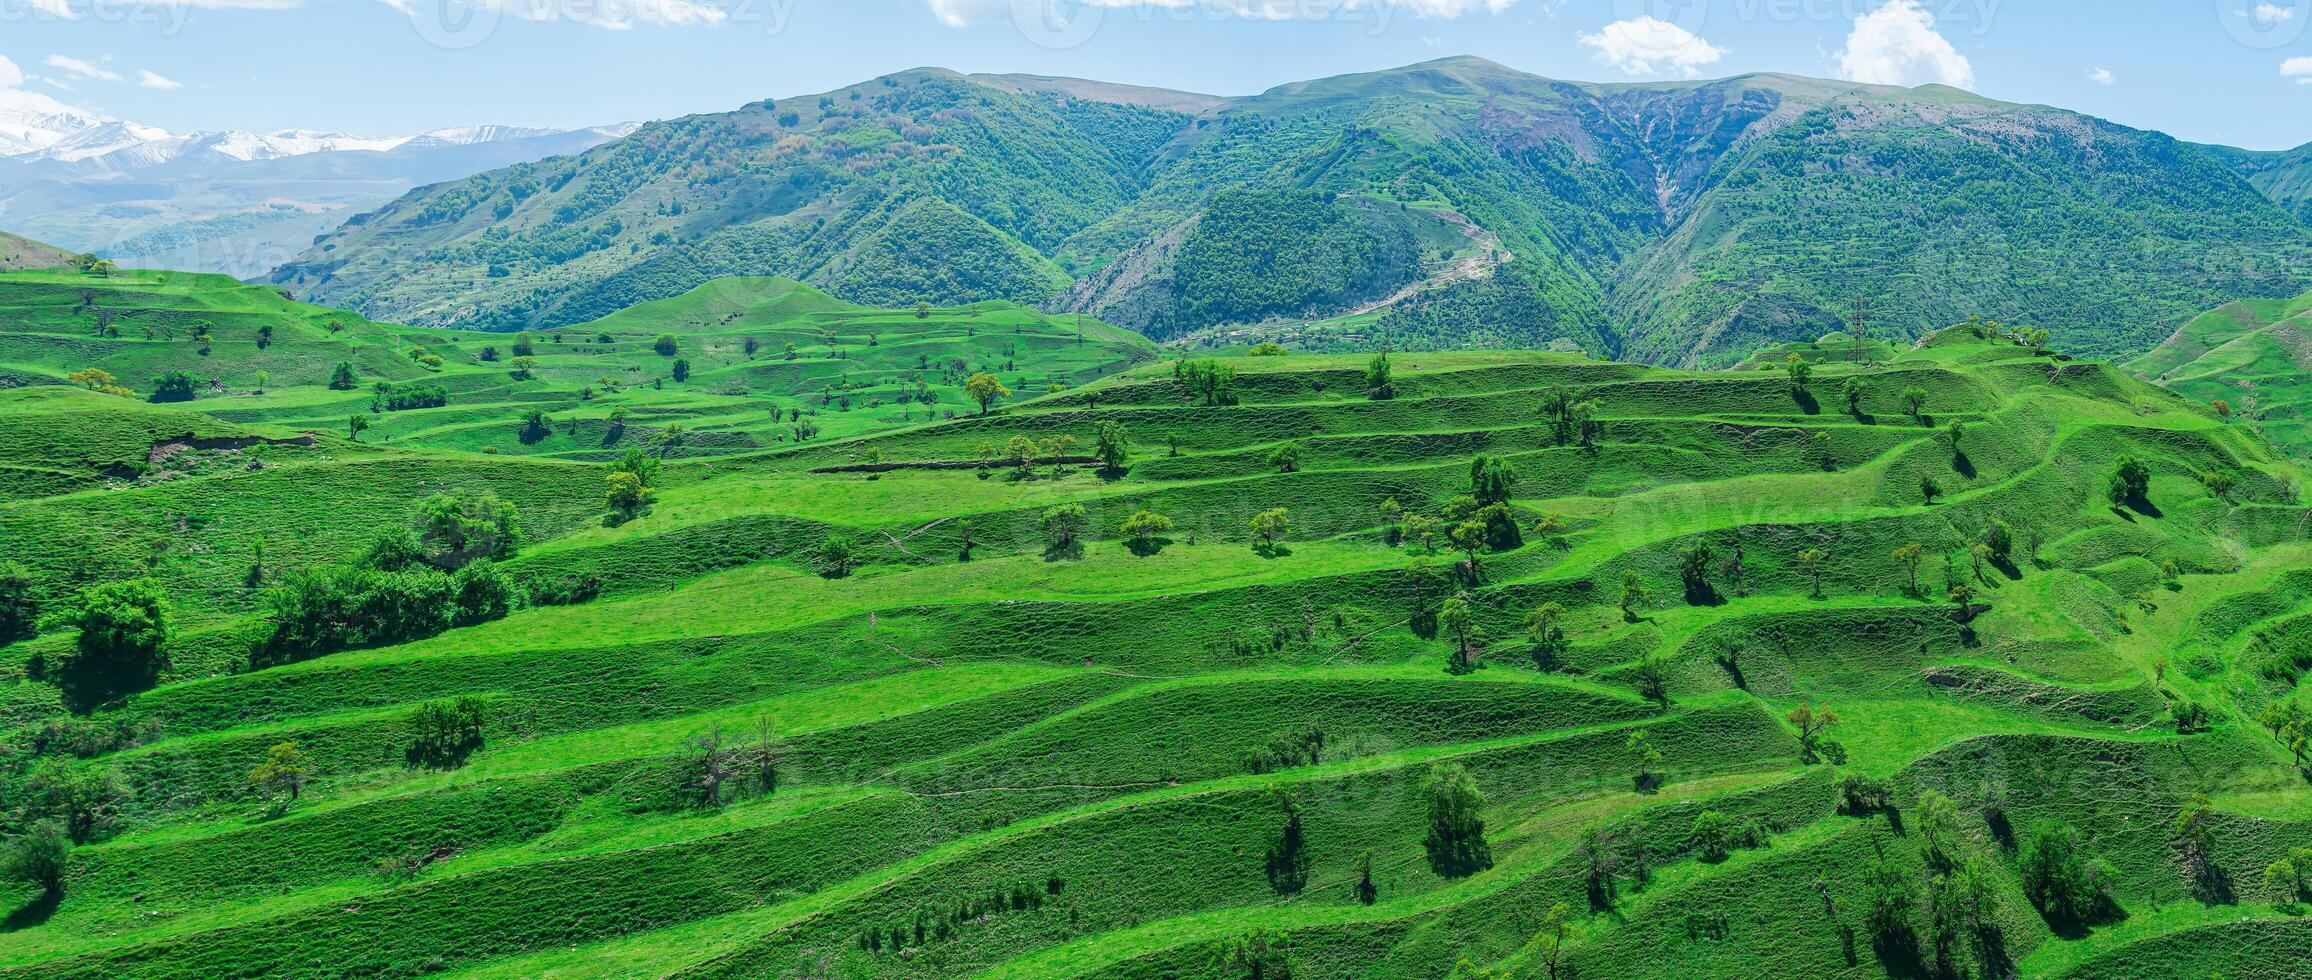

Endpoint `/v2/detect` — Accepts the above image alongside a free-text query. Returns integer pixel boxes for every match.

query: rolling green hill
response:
[4,293,2311,979]
[0,267,1155,475]
[272,58,2312,367]
[2128,287,2312,458]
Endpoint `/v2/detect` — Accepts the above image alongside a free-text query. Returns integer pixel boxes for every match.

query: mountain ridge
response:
[270,57,2312,365]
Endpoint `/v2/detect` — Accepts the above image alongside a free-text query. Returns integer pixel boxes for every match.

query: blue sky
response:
[4,0,2311,148]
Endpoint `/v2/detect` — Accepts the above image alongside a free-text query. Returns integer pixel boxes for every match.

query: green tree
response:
[1264,793,1310,895]
[1902,386,1930,419]
[1797,547,1828,598]
[1690,810,1734,861]
[2019,820,2115,925]
[1469,455,1517,506]
[965,373,1010,415]
[1784,353,1813,391]
[1866,846,1917,940]
[652,334,679,356]
[1921,476,1943,505]
[1365,351,1395,400]
[247,741,315,805]
[347,414,370,442]
[1618,572,1650,622]
[1627,729,1664,790]
[1041,503,1089,555]
[0,561,36,644]
[1,821,70,895]
[1842,377,1869,415]
[20,759,128,843]
[415,493,521,569]
[1525,602,1568,672]
[817,533,861,579]
[1180,359,1238,406]
[1787,703,1840,765]
[1093,421,1130,473]
[1266,442,1302,474]
[1439,595,1480,675]
[604,471,655,520]
[149,371,197,403]
[1917,790,1962,868]
[1120,510,1174,555]
[1529,901,1576,980]
[507,356,537,381]
[670,358,691,382]
[1251,508,1291,554]
[1421,763,1493,876]
[41,579,170,701]
[2109,456,2152,508]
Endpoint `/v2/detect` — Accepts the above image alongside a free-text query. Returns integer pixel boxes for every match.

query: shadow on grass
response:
[1,892,58,932]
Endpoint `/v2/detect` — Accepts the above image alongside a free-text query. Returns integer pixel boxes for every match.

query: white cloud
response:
[45,55,122,83]
[22,0,77,17]
[2086,66,2114,85]
[927,0,1516,28]
[0,56,22,90]
[379,0,726,30]
[1577,15,1723,78]
[135,70,184,90]
[2253,3,2296,25]
[1836,0,1974,89]
[2287,56,2312,83]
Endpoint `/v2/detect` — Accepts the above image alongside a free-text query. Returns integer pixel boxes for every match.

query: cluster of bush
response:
[256,493,522,665]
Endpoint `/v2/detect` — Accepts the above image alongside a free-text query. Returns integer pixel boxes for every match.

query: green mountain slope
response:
[2200,140,2312,226]
[271,58,2312,367]
[4,309,2311,979]
[2128,287,2312,457]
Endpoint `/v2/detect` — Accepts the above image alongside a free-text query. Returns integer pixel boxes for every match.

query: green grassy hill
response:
[3,302,2310,979]
[271,58,2312,367]
[2127,288,2312,458]
[0,268,1155,470]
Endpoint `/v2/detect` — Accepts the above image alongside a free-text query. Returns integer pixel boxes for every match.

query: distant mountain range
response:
[0,105,634,278]
[248,57,2312,363]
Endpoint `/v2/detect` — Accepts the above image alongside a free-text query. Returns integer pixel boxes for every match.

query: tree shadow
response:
[1043,540,1085,562]
[1684,581,1724,607]
[1,892,58,932]
[1952,451,1976,479]
[1255,543,1293,560]
[1126,537,1171,557]
[1793,390,1821,415]
[1872,928,1929,980]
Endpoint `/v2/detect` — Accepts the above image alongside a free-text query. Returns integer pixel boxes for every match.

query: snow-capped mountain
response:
[0,111,634,173]
[0,110,636,278]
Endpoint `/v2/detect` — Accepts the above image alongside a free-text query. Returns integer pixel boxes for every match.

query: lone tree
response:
[1525,602,1569,672]
[1787,703,1840,764]
[1892,542,1927,596]
[1842,377,1869,415]
[1042,504,1089,553]
[1421,763,1493,876]
[1093,421,1130,474]
[1440,595,1481,675]
[247,741,314,807]
[1251,508,1291,554]
[1267,443,1302,474]
[2109,456,2152,508]
[41,579,170,701]
[1626,729,1664,791]
[1264,792,1311,895]
[1797,547,1829,598]
[1120,510,1174,555]
[1366,351,1396,400]
[1784,353,1813,392]
[347,414,370,442]
[652,333,679,356]
[965,373,1011,415]
[329,361,359,390]
[1617,572,1650,623]
[1902,386,1930,420]
[1,821,70,895]
[817,533,861,579]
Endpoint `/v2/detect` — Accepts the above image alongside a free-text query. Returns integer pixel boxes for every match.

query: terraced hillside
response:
[2130,287,2312,459]
[3,307,2312,979]
[0,268,1153,478]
